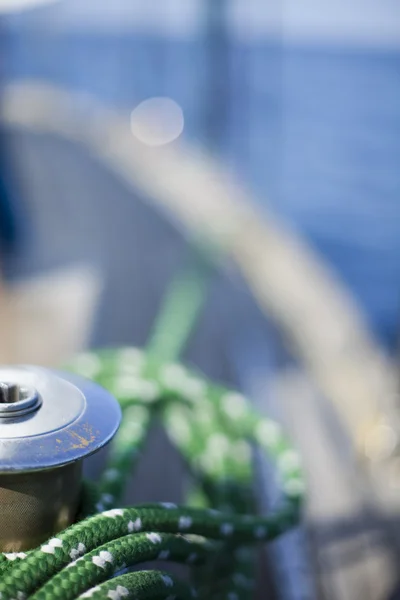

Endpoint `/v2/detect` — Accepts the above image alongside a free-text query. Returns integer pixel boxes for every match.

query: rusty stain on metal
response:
[68,427,96,449]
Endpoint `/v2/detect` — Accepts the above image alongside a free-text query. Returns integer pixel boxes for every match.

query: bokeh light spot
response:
[130,97,184,147]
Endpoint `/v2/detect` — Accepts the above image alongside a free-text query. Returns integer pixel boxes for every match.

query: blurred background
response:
[0,1,399,599]
[2,0,400,347]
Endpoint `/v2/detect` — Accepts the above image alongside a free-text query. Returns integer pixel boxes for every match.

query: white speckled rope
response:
[0,347,304,599]
[0,251,304,599]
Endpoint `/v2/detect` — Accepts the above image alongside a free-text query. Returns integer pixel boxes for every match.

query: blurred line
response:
[146,248,214,364]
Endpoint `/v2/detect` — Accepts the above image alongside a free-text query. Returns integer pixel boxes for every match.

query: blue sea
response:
[4,32,400,348]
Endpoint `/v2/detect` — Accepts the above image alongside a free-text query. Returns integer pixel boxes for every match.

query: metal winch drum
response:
[0,366,121,552]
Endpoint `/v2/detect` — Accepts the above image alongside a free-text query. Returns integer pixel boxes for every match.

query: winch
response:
[0,365,121,552]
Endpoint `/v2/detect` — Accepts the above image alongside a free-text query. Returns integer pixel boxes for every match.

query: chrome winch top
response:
[0,365,121,552]
[0,365,121,472]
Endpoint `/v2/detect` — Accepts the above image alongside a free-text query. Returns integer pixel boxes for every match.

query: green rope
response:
[0,245,304,598]
[30,533,212,600]
[0,349,304,600]
[146,247,214,364]
[76,569,197,600]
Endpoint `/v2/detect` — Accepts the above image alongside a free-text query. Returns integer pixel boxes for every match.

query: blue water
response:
[4,32,400,347]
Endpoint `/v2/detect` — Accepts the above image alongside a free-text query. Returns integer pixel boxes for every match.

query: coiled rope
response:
[0,250,304,599]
